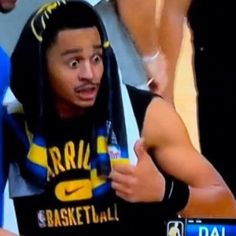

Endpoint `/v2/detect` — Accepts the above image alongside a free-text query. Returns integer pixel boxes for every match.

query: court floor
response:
[174,23,199,151]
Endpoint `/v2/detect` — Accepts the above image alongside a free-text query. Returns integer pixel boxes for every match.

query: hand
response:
[144,52,174,105]
[110,138,165,203]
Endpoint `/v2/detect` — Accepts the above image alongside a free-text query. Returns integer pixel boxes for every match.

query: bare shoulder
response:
[141,97,217,182]
[142,97,192,149]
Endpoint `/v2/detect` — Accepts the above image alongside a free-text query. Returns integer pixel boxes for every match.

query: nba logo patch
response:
[108,144,121,159]
[167,221,184,236]
[37,210,46,228]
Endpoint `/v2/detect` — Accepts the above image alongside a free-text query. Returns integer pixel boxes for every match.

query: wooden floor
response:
[174,23,200,151]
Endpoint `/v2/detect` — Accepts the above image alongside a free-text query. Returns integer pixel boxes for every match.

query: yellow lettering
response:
[107,206,115,221]
[75,207,84,225]
[115,203,119,221]
[83,206,91,224]
[99,211,108,223]
[45,2,58,14]
[46,210,53,227]
[49,147,65,175]
[54,209,62,227]
[67,208,77,226]
[64,141,76,170]
[91,205,99,223]
[48,166,55,178]
[77,140,84,169]
[30,1,67,42]
[43,204,119,229]
[83,143,90,170]
[60,208,69,226]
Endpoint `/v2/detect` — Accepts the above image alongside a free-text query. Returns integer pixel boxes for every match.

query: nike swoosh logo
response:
[65,186,83,196]
[55,180,92,201]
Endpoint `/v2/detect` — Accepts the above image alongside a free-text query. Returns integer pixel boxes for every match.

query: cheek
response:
[49,71,73,96]
[94,64,104,82]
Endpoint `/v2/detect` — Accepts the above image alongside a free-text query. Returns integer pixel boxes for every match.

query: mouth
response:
[74,84,99,101]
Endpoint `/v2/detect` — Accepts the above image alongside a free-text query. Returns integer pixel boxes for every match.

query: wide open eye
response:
[69,59,80,69]
[92,54,102,64]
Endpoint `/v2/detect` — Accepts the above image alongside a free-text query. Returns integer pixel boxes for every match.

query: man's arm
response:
[144,98,236,217]
[116,0,168,97]
[158,0,190,103]
[116,0,157,56]
[110,97,236,217]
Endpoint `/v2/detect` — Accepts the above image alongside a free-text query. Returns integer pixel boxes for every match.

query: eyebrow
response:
[61,44,103,56]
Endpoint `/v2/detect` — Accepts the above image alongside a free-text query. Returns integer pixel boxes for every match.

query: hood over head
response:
[10,0,126,146]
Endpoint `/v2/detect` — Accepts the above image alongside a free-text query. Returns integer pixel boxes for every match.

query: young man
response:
[1,0,236,235]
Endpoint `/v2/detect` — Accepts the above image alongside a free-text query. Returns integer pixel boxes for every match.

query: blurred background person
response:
[157,0,236,197]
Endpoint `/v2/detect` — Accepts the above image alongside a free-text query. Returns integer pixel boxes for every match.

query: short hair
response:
[42,1,106,52]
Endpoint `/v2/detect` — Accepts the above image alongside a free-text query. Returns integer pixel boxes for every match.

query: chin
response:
[79,100,96,108]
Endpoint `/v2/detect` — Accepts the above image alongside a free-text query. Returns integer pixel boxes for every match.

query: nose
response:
[79,60,93,79]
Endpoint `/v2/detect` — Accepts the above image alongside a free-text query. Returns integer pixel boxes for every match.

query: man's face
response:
[0,0,17,13]
[46,27,104,119]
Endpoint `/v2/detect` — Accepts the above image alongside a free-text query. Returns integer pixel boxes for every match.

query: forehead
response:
[55,27,102,47]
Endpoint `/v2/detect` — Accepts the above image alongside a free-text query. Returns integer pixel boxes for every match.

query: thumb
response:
[134,138,150,163]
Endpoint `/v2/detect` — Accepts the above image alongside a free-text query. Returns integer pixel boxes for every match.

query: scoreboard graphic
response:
[167,219,236,236]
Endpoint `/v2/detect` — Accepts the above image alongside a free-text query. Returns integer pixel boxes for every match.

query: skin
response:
[116,0,157,56]
[0,0,17,13]
[116,0,169,99]
[157,0,191,105]
[46,27,104,119]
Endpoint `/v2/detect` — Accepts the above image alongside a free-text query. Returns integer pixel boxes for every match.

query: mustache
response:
[74,81,100,92]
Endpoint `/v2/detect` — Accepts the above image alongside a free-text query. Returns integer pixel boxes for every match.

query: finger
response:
[111,181,130,195]
[115,190,136,203]
[110,169,130,184]
[134,138,150,164]
[112,182,137,203]
[112,162,134,174]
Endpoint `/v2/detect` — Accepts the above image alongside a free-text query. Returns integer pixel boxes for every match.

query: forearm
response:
[116,0,158,56]
[180,185,236,218]
[158,0,189,96]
